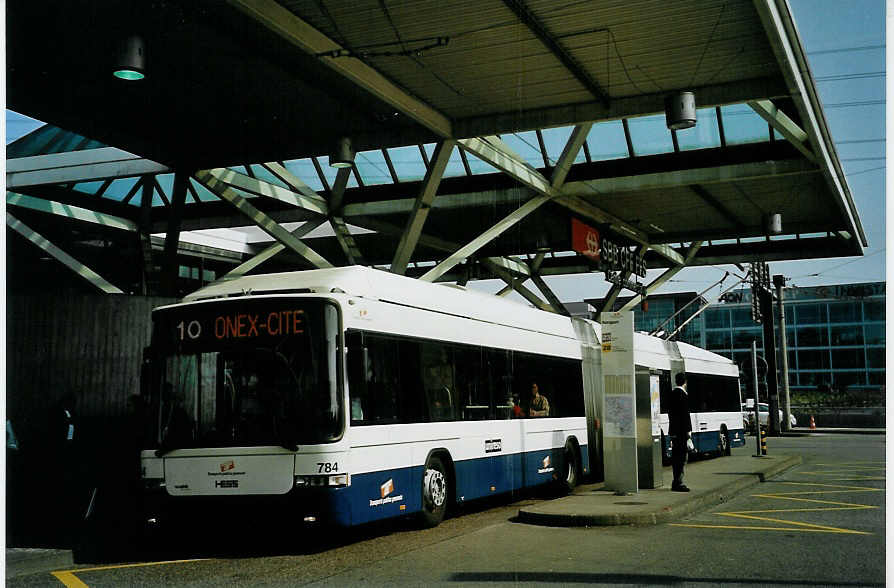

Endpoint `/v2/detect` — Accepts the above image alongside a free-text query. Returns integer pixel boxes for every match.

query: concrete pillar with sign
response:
[635,368,664,488]
[600,310,638,494]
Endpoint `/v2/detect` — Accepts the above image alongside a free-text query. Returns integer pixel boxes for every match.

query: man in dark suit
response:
[668,372,692,492]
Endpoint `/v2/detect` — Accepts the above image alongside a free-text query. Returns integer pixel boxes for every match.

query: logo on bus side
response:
[370,478,404,507]
[538,455,554,474]
[485,439,502,453]
[220,460,235,472]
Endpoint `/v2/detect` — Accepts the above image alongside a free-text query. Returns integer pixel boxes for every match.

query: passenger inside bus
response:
[522,382,550,417]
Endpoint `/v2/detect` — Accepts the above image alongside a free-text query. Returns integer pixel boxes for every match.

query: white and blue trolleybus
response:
[139,266,742,529]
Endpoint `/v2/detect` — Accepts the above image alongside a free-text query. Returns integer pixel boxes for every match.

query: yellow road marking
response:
[51,559,207,587]
[670,469,883,535]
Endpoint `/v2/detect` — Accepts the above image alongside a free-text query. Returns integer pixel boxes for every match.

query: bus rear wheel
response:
[419,455,449,528]
[719,427,731,456]
[558,442,580,493]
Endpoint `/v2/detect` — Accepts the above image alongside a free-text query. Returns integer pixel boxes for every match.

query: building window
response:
[704,308,730,329]
[798,349,830,370]
[864,324,885,345]
[866,348,884,369]
[829,325,864,346]
[797,326,828,347]
[705,330,730,350]
[732,328,762,349]
[731,308,754,328]
[829,302,861,323]
[831,349,865,370]
[864,300,885,321]
[795,303,826,325]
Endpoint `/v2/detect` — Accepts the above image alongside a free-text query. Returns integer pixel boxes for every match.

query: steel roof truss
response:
[329,167,365,265]
[481,258,553,313]
[391,140,455,275]
[6,147,170,189]
[619,241,703,311]
[262,161,330,201]
[7,213,124,294]
[227,0,452,138]
[219,218,328,281]
[6,192,138,232]
[457,137,555,197]
[748,99,815,162]
[207,167,329,216]
[194,169,333,269]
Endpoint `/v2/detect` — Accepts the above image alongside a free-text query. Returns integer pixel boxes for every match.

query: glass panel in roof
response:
[72,180,106,196]
[317,156,359,189]
[626,114,674,156]
[586,120,628,161]
[189,178,222,202]
[721,103,771,145]
[156,173,174,201]
[500,132,545,169]
[103,177,140,202]
[355,150,394,186]
[443,146,468,178]
[283,158,324,192]
[249,164,290,190]
[541,126,587,166]
[464,150,499,175]
[386,145,427,182]
[676,108,721,151]
[152,186,166,207]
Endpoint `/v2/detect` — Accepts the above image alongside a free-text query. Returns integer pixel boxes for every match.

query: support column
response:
[161,171,190,296]
[760,289,781,435]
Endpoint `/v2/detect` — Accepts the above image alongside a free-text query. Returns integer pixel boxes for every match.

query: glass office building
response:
[586,281,885,397]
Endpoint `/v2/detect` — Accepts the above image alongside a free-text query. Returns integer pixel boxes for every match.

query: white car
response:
[742,402,796,430]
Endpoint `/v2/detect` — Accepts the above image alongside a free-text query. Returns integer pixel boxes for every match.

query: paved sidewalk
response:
[5,548,74,579]
[518,446,801,527]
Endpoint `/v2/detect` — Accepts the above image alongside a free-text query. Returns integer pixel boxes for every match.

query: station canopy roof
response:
[5,0,866,307]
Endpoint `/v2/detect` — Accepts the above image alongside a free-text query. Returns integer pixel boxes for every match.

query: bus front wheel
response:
[420,455,449,528]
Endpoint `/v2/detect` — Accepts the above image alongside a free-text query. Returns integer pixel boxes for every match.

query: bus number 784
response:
[317,462,338,473]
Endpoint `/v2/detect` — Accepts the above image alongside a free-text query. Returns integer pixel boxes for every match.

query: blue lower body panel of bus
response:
[144,444,590,529]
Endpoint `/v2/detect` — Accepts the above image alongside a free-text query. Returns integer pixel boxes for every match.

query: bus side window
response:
[346,332,366,424]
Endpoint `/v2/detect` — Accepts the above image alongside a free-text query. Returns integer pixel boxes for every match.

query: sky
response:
[3,0,887,305]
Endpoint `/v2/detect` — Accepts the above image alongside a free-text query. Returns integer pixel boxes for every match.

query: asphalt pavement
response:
[5,427,880,580]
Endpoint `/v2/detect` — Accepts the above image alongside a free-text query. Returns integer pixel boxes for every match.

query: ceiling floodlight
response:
[113,35,146,80]
[664,91,696,130]
[329,137,355,168]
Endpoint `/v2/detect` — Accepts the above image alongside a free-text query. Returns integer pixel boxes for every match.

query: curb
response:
[517,454,802,528]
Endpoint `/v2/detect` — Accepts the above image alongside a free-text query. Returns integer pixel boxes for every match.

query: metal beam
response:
[752,0,865,247]
[419,194,550,282]
[560,158,817,196]
[529,274,569,315]
[689,184,746,229]
[480,258,553,312]
[326,167,365,264]
[6,192,138,232]
[454,76,788,138]
[501,0,609,106]
[391,140,455,274]
[619,241,703,310]
[6,147,170,188]
[219,218,328,281]
[748,99,816,162]
[194,169,334,269]
[457,137,555,197]
[550,124,593,188]
[227,0,452,138]
[262,161,328,201]
[207,167,328,216]
[161,172,190,295]
[7,213,124,294]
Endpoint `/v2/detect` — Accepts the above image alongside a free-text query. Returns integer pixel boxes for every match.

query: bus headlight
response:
[294,474,350,488]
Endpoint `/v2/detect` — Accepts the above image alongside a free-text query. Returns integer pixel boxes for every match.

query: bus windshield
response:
[148,299,342,451]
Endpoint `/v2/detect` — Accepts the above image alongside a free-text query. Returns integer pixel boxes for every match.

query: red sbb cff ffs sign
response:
[571,218,601,261]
